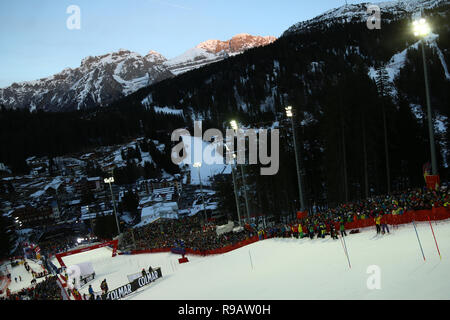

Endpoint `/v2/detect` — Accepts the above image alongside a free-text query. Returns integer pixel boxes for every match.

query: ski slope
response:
[0,259,48,295]
[54,220,450,300]
[50,247,206,297]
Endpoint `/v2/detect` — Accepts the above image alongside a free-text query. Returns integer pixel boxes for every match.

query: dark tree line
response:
[0,103,185,174]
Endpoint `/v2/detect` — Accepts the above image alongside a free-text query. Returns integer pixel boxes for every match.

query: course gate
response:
[55,240,119,268]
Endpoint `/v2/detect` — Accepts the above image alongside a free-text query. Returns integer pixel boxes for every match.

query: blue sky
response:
[0,0,367,87]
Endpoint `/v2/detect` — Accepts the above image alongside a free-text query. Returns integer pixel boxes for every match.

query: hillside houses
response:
[138,187,177,210]
[0,133,232,253]
[136,176,183,197]
[10,204,55,229]
[139,202,179,226]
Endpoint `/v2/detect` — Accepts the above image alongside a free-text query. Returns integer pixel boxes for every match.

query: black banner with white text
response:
[102,268,162,300]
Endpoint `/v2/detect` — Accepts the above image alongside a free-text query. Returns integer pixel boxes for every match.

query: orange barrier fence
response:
[340,207,450,230]
[120,207,450,258]
[55,240,119,268]
[185,236,260,256]
[120,236,260,257]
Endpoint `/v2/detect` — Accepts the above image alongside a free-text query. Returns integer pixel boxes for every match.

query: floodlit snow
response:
[429,38,450,81]
[178,135,231,186]
[435,113,449,168]
[0,259,48,295]
[368,41,420,96]
[50,220,450,299]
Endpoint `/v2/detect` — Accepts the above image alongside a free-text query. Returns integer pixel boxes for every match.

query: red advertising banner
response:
[56,240,118,268]
[331,207,450,231]
[297,211,308,219]
[120,207,450,259]
[425,175,440,190]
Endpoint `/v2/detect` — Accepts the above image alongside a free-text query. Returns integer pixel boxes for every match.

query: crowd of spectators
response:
[121,215,255,252]
[1,276,62,300]
[38,237,78,258]
[309,187,449,223]
[266,186,450,240]
[122,187,450,251]
[1,187,448,300]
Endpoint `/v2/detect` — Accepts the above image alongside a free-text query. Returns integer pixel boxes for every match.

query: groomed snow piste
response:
[1,259,48,295]
[53,220,450,300]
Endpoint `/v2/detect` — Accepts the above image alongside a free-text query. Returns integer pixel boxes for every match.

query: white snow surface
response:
[47,220,450,299]
[1,259,48,295]
[178,135,232,186]
[164,48,226,75]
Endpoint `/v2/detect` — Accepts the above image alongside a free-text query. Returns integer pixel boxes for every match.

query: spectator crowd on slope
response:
[121,187,450,253]
[121,215,256,253]
[38,238,78,259]
[1,187,448,300]
[1,275,61,300]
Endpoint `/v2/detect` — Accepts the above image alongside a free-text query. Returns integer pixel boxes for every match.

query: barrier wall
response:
[103,268,162,300]
[0,276,11,295]
[56,240,118,268]
[120,236,260,257]
[120,207,450,258]
[185,236,260,256]
[55,276,70,300]
[339,207,450,231]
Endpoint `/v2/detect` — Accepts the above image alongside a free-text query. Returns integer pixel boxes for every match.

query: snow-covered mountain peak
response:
[145,50,167,63]
[196,33,277,54]
[283,0,446,36]
[196,39,223,52]
[0,34,275,111]
[233,32,252,38]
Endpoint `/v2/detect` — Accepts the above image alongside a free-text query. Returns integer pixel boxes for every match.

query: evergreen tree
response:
[135,146,142,162]
[94,214,119,240]
[121,190,140,218]
[0,214,15,259]
[81,188,95,205]
[376,65,393,194]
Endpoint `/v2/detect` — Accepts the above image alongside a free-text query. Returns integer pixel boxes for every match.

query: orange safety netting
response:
[337,206,450,230]
[120,207,450,257]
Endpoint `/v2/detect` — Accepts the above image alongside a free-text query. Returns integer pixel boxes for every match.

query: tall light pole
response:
[286,106,306,212]
[231,120,251,223]
[193,162,208,224]
[413,18,438,176]
[104,177,121,236]
[225,143,242,226]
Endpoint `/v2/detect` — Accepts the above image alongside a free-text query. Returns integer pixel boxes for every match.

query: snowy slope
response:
[165,34,276,76]
[1,259,48,295]
[179,135,232,186]
[368,32,449,90]
[50,247,206,297]
[49,220,450,299]
[164,48,228,76]
[284,0,446,36]
[131,221,450,300]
